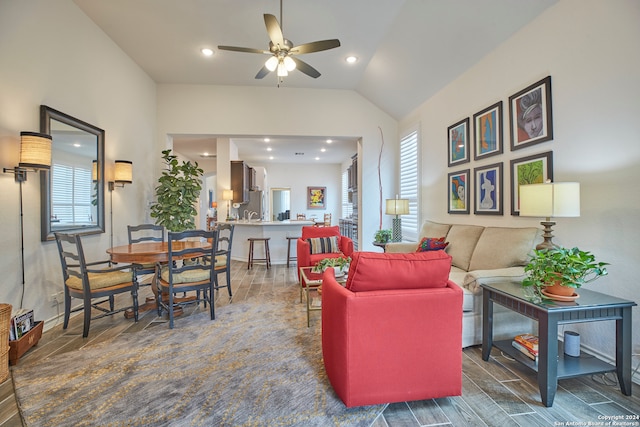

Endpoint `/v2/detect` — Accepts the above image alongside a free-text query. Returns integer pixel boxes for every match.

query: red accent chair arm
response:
[339,236,354,257]
[296,238,312,278]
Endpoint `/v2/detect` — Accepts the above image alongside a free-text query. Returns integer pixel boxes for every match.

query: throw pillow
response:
[307,236,340,254]
[416,237,449,252]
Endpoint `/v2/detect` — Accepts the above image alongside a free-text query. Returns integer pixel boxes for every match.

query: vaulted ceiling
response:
[73,0,557,165]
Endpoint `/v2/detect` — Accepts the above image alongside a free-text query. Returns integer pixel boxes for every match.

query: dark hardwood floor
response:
[2,261,639,426]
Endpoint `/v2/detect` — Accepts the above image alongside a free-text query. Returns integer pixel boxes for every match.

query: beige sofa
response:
[386,220,541,348]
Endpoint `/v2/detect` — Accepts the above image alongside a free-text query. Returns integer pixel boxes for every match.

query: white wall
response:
[0,0,157,326]
[156,84,398,247]
[400,0,640,363]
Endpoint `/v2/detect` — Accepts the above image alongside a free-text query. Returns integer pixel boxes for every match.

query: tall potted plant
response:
[522,246,609,299]
[150,149,204,232]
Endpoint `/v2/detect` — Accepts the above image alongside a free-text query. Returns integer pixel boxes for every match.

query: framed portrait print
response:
[474,162,503,215]
[510,151,554,215]
[509,76,553,151]
[307,186,326,209]
[473,101,503,160]
[447,118,469,167]
[448,169,470,214]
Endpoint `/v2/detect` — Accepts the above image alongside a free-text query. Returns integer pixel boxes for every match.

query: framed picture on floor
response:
[474,162,503,215]
[448,118,470,167]
[510,151,554,215]
[307,186,326,209]
[473,101,503,160]
[448,169,470,214]
[509,76,553,151]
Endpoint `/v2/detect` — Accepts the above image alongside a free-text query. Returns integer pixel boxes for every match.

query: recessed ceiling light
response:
[315,157,320,160]
[269,156,274,160]
[321,148,326,152]
[264,138,270,142]
[326,139,333,143]
[267,147,272,151]
[201,48,214,57]
[345,56,358,64]
[73,143,81,147]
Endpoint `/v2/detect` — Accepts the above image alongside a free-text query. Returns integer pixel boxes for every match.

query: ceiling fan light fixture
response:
[277,61,288,77]
[265,56,279,71]
[283,56,296,71]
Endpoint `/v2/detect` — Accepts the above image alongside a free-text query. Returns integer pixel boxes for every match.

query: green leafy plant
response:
[150,149,204,232]
[312,256,351,273]
[522,246,609,291]
[374,229,392,244]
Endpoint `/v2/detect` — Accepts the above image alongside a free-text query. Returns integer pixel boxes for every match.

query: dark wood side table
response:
[481,281,636,407]
[372,241,387,252]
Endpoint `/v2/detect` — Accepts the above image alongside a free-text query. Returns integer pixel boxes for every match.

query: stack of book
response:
[512,333,539,361]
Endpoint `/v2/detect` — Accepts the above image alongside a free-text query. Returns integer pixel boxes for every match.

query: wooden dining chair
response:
[212,223,235,297]
[127,224,166,281]
[155,229,218,328]
[55,232,139,338]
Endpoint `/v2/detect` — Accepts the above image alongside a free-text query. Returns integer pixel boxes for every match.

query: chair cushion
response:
[416,237,449,252]
[345,251,452,292]
[307,236,341,254]
[301,225,340,239]
[214,254,227,268]
[160,266,210,284]
[67,270,133,290]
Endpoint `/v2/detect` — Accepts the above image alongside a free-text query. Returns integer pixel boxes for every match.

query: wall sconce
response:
[108,160,133,249]
[385,195,410,242]
[519,181,580,250]
[108,160,133,191]
[222,189,234,220]
[3,132,52,298]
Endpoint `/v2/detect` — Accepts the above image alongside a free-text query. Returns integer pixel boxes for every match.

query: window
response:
[51,163,93,225]
[399,129,419,241]
[341,169,353,218]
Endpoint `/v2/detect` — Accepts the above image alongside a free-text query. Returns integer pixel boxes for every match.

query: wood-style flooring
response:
[1,261,638,427]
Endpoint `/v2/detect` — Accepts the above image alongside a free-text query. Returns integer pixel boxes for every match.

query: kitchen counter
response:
[218,220,315,264]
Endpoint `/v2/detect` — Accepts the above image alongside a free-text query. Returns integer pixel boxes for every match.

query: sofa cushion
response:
[419,220,452,238]
[468,227,540,271]
[445,225,485,271]
[307,236,340,254]
[416,237,449,252]
[345,251,452,292]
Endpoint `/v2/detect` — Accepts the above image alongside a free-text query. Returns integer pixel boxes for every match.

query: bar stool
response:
[247,237,271,269]
[286,236,301,267]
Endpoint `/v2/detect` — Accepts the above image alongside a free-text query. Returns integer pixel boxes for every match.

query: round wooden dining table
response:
[107,241,212,318]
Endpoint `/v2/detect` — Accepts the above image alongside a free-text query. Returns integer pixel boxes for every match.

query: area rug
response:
[11,287,385,427]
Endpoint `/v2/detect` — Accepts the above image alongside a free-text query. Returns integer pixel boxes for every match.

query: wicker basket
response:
[0,304,12,383]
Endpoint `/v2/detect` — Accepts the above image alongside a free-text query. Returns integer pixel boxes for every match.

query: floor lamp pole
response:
[18,179,25,306]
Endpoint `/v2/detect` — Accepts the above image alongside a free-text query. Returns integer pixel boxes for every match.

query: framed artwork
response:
[474,162,503,215]
[473,101,503,160]
[307,186,326,209]
[447,169,470,214]
[510,151,554,215]
[447,118,470,167]
[509,76,553,151]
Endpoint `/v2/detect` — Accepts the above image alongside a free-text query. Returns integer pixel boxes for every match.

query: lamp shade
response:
[385,198,410,216]
[222,190,234,201]
[114,160,133,184]
[19,131,52,169]
[519,182,580,218]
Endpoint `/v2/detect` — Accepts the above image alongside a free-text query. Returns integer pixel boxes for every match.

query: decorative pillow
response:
[416,237,449,252]
[307,236,341,254]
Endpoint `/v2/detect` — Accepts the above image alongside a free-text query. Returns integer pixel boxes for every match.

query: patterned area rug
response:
[11,287,384,426]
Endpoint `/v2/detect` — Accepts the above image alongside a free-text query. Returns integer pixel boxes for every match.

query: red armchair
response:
[296,226,353,278]
[321,251,463,407]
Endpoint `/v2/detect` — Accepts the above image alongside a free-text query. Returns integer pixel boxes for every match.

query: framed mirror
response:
[40,105,105,241]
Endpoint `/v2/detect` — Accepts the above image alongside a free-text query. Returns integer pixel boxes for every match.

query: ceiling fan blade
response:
[264,14,284,47]
[218,45,269,55]
[292,57,321,78]
[291,39,341,55]
[255,65,271,79]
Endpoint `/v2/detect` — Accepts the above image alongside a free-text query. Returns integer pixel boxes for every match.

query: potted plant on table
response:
[374,229,392,244]
[150,149,204,232]
[312,256,351,276]
[522,246,609,300]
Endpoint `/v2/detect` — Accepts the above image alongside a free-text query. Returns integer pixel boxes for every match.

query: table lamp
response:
[519,181,580,250]
[385,196,409,242]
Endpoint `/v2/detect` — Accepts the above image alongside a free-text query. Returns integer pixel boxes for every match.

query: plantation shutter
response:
[399,130,419,242]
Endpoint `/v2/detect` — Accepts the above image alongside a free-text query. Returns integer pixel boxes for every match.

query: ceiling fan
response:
[217,0,341,80]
